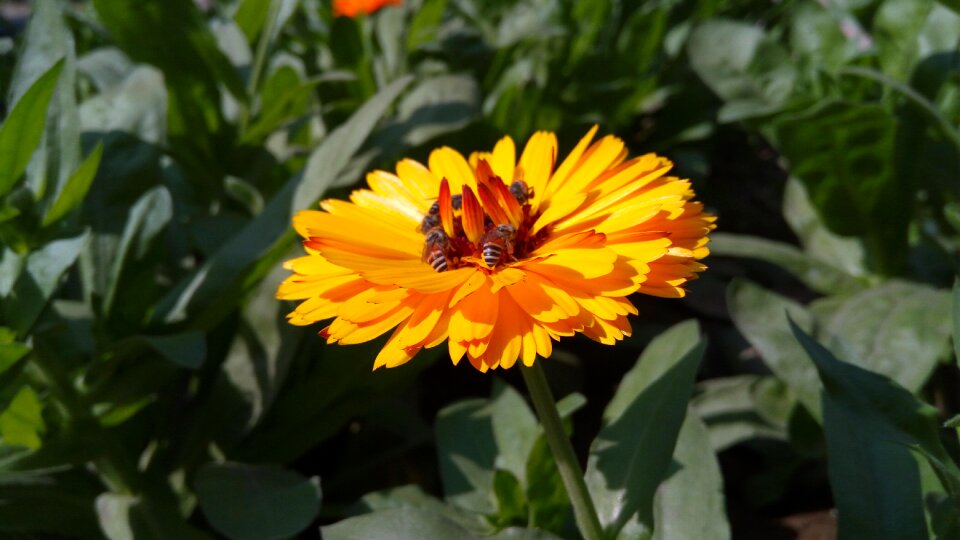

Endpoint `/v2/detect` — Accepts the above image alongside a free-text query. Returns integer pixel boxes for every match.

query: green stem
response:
[239,0,283,134]
[521,361,605,540]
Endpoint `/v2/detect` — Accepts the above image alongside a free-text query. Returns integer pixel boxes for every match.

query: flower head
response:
[333,0,401,17]
[278,127,715,371]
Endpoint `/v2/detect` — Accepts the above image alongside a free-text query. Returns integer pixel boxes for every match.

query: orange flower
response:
[333,0,401,17]
[278,127,715,371]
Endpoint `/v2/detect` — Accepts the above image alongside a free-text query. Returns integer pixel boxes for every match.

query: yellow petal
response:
[429,146,476,193]
[490,136,516,183]
[518,131,557,211]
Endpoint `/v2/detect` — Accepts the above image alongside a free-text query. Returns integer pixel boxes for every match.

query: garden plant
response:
[1,0,959,539]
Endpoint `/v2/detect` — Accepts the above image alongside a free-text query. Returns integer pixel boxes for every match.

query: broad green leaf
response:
[42,143,103,226]
[195,462,321,540]
[76,47,134,91]
[0,386,44,450]
[79,66,167,144]
[0,59,63,196]
[709,232,864,295]
[727,279,821,420]
[102,186,172,317]
[234,0,273,43]
[584,320,706,537]
[781,177,866,277]
[2,232,89,336]
[770,101,906,274]
[810,280,952,392]
[953,277,960,366]
[648,411,730,540]
[322,508,564,540]
[224,176,264,216]
[687,20,796,122]
[373,74,480,150]
[790,320,959,539]
[490,380,538,488]
[692,375,792,451]
[435,398,497,514]
[153,76,412,328]
[355,485,493,534]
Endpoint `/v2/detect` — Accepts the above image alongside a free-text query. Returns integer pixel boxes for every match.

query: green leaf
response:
[234,0,273,43]
[143,333,206,370]
[692,375,792,451]
[789,320,959,539]
[727,279,822,420]
[0,59,64,197]
[770,101,906,273]
[809,280,952,392]
[322,508,564,540]
[687,20,796,122]
[195,462,321,540]
[584,320,706,537]
[95,492,209,540]
[2,231,89,336]
[101,186,172,317]
[42,142,103,226]
[406,0,448,51]
[376,74,480,148]
[490,380,539,488]
[8,0,80,204]
[953,277,960,367]
[355,485,492,534]
[781,177,866,278]
[152,76,412,328]
[435,398,497,514]
[709,232,864,295]
[649,411,730,540]
[0,386,45,450]
[874,0,935,81]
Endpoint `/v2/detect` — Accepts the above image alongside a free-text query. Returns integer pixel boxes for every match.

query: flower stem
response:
[521,361,605,540]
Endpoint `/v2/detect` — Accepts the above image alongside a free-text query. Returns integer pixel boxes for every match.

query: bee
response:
[420,213,440,233]
[422,227,452,272]
[481,224,516,268]
[509,180,531,204]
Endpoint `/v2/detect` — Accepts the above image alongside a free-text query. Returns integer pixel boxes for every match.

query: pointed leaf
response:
[727,279,822,420]
[42,143,103,226]
[953,277,960,367]
[0,59,64,196]
[789,320,958,539]
[584,320,706,537]
[0,386,45,449]
[650,411,730,540]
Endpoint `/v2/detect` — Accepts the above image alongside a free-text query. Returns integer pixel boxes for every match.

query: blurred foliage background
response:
[0,0,959,538]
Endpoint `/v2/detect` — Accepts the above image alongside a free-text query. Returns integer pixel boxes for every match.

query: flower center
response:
[419,161,548,272]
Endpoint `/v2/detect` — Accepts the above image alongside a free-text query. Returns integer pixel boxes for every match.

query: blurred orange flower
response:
[278,127,714,371]
[333,0,401,17]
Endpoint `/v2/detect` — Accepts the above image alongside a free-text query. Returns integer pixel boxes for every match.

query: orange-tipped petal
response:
[460,186,485,243]
[476,183,511,226]
[489,174,523,226]
[438,177,455,236]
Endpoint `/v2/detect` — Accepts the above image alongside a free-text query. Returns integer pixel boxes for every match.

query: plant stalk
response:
[521,361,605,540]
[239,0,283,134]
